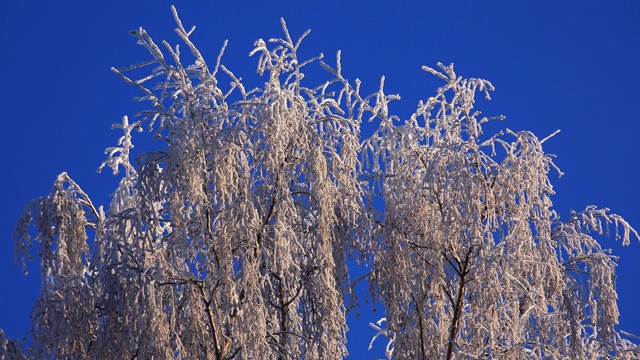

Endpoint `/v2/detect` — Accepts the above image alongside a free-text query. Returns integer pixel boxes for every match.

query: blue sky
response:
[1,1,639,357]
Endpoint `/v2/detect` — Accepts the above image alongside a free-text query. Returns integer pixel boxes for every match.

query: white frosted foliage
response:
[4,7,639,360]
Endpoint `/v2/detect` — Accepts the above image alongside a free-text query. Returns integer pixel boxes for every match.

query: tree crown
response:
[4,6,639,359]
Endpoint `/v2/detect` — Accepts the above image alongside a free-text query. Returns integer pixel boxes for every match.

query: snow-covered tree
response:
[4,7,639,359]
[362,64,640,359]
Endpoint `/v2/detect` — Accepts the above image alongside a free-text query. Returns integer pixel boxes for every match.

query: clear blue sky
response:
[1,1,639,357]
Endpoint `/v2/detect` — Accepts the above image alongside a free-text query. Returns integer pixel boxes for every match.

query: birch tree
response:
[363,63,640,359]
[4,7,639,359]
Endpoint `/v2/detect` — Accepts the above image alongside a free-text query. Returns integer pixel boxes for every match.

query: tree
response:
[4,6,639,359]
